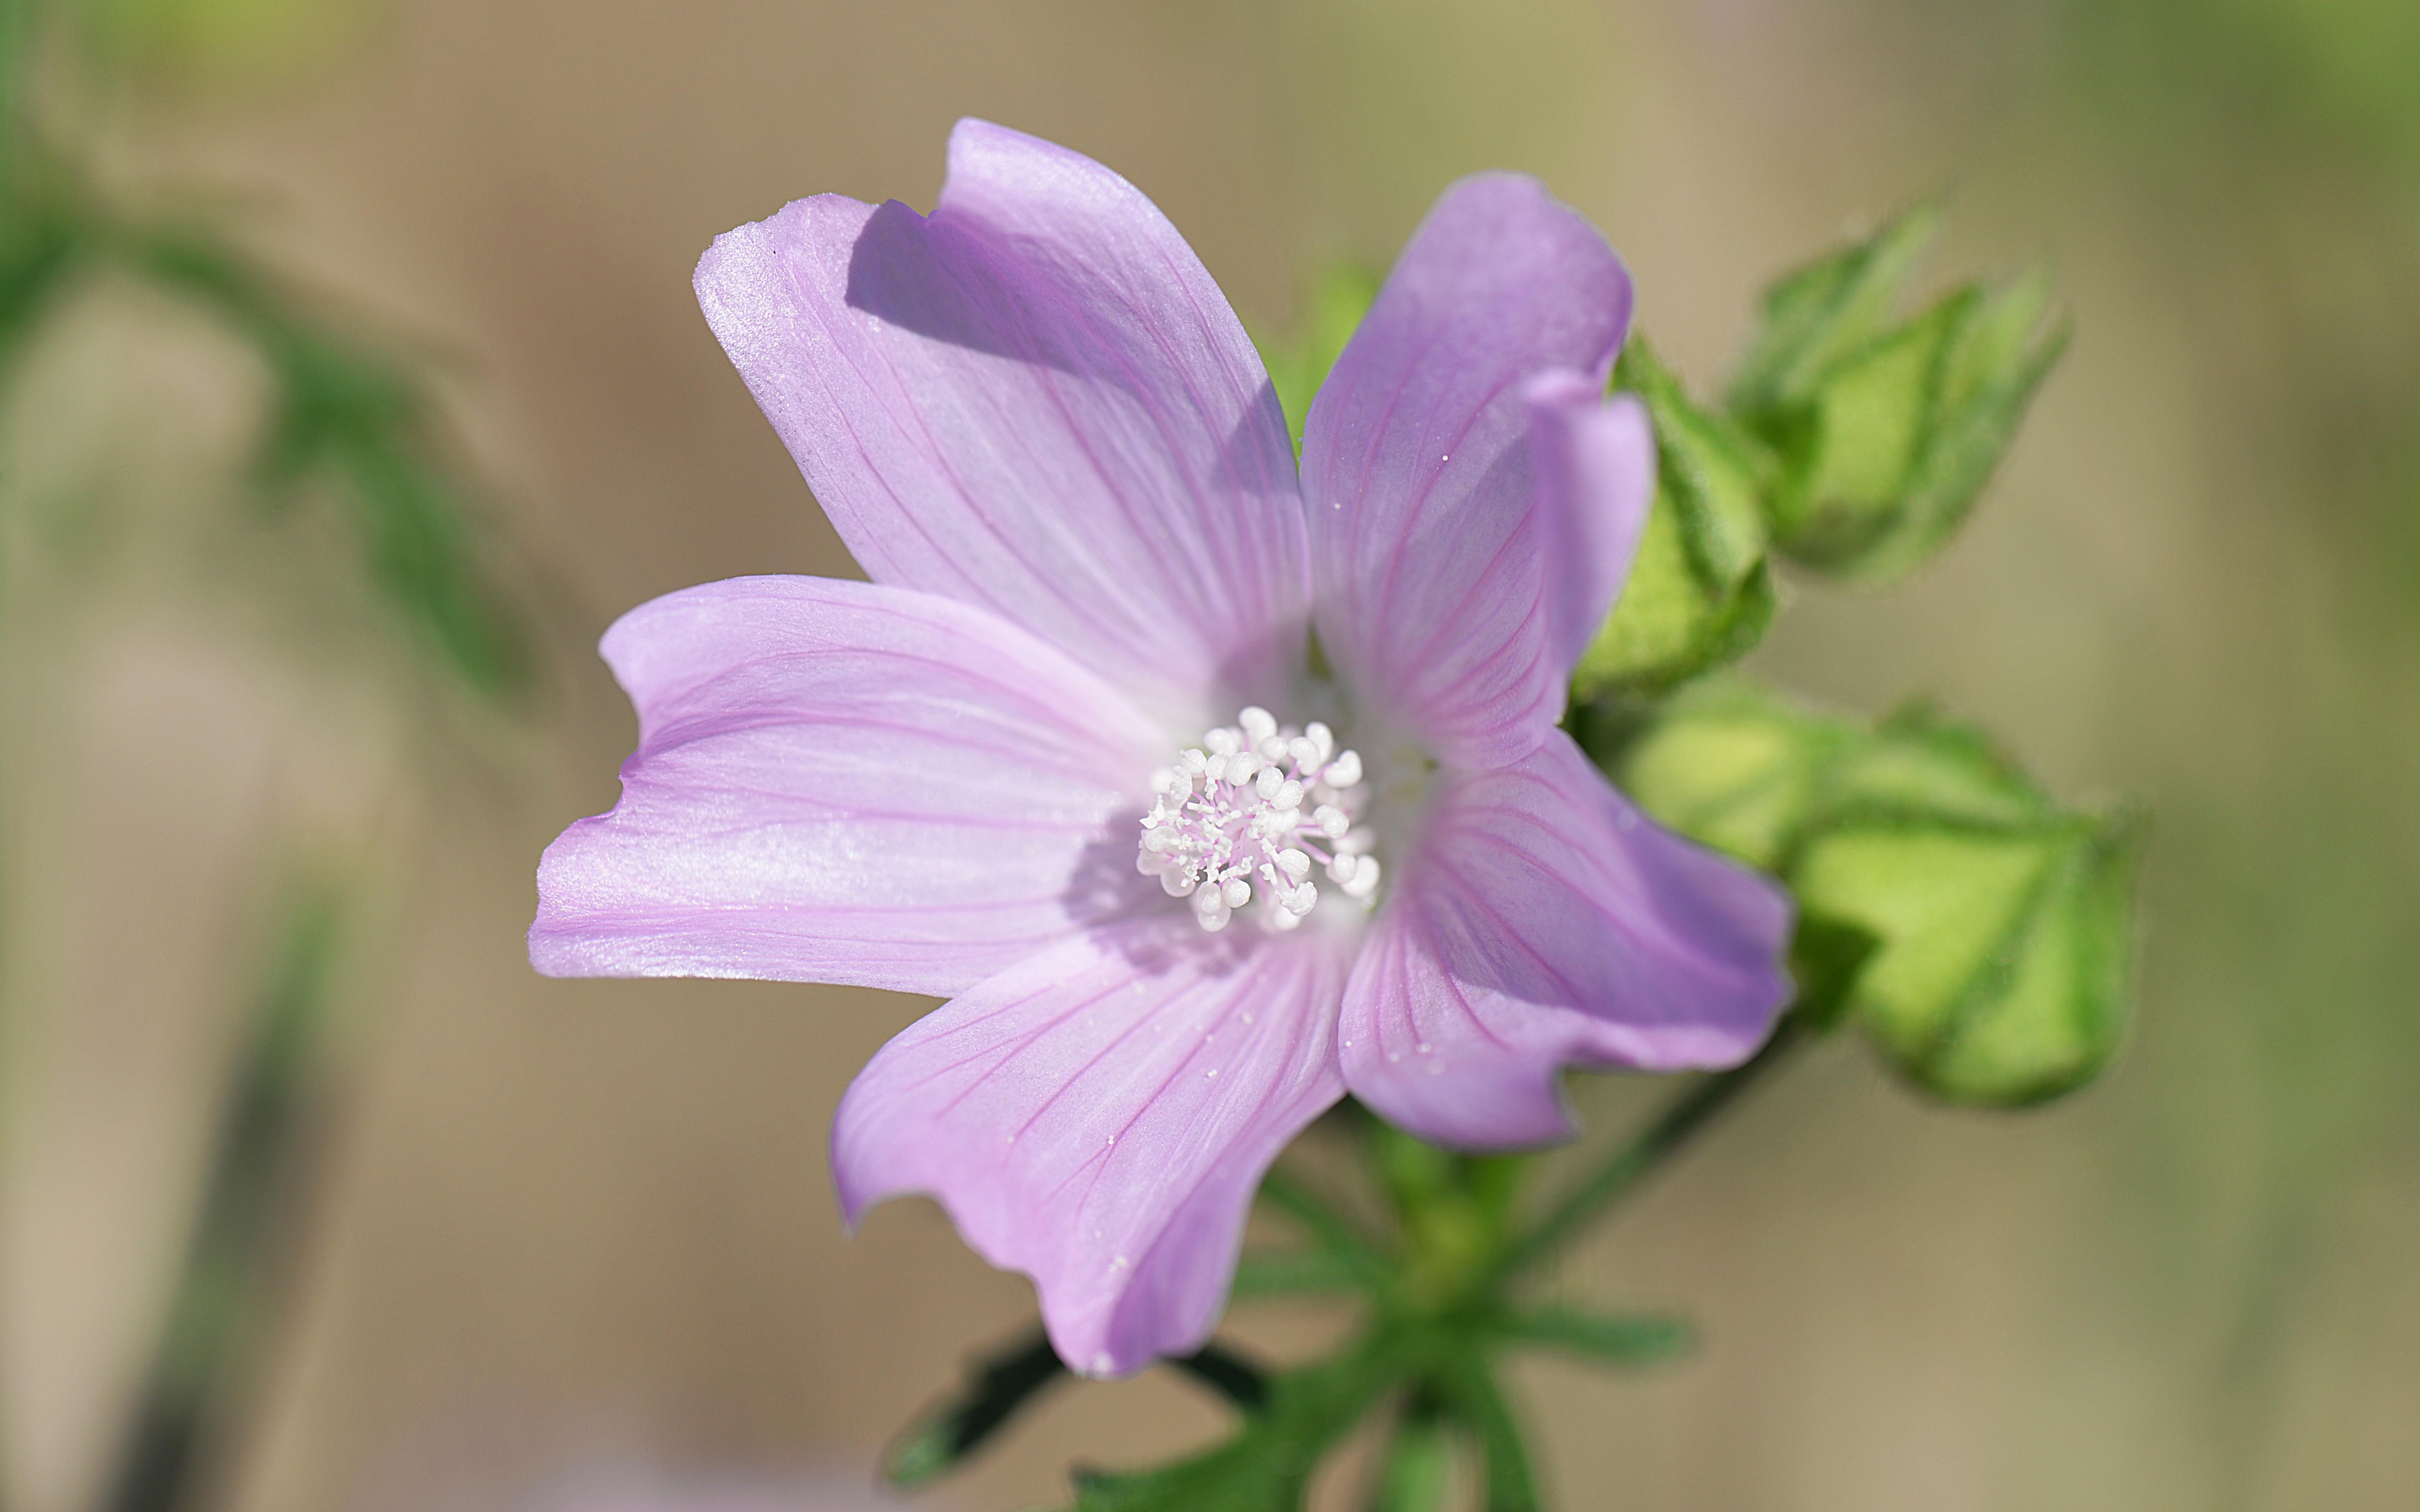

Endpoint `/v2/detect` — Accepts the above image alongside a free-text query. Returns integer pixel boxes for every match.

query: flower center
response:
[1135,705,1381,933]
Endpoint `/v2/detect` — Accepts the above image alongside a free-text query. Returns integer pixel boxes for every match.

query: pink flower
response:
[532,121,1792,1377]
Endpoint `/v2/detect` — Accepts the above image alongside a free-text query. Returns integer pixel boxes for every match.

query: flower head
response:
[532,120,1793,1377]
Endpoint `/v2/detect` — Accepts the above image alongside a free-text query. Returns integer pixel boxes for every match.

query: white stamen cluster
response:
[1136,706,1381,933]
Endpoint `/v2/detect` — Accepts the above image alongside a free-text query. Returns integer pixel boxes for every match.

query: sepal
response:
[1729,204,2067,584]
[1574,337,1780,698]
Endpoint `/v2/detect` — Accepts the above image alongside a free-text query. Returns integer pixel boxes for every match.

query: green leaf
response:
[1170,1342,1272,1413]
[1259,262,1382,451]
[1231,1249,1373,1299]
[101,879,348,1512]
[1432,1358,1538,1512]
[1492,1306,1694,1366]
[1575,337,1780,699]
[1729,203,2065,584]
[0,213,84,371]
[1253,1169,1391,1283]
[1071,1334,1402,1511]
[882,1328,1067,1487]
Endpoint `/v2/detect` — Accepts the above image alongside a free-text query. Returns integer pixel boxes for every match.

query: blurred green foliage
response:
[130,225,534,698]
[98,879,349,1512]
[0,0,532,704]
[1365,1398,1452,1512]
[1259,261,1382,452]
[66,0,375,95]
[3,11,536,1512]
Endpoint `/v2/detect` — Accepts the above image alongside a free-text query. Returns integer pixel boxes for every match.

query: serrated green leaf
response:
[124,223,535,701]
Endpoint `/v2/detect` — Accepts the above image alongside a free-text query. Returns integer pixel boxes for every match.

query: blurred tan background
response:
[4,0,2417,1509]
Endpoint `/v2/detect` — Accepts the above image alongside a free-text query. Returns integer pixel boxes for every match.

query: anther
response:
[1137,707,1379,932]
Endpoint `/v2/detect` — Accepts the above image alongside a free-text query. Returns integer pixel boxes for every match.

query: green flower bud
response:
[1574,338,1779,699]
[1796,805,2141,1106]
[1608,676,1854,869]
[1729,204,2067,585]
[1606,680,2140,1107]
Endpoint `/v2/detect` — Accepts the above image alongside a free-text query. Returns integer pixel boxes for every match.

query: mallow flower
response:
[532,120,1794,1377]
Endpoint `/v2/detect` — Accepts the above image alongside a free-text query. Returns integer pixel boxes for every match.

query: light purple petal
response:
[693,119,1307,725]
[1524,374,1655,676]
[1340,732,1793,1148]
[833,917,1351,1376]
[1300,174,1634,768]
[531,576,1166,998]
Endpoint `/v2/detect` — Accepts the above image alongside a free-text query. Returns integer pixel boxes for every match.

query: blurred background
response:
[2,0,2415,1509]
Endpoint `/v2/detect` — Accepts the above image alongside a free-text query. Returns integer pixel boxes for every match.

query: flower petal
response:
[694,119,1308,725]
[833,917,1351,1376]
[1524,374,1655,676]
[1301,174,1634,767]
[1340,731,1793,1148]
[531,576,1165,997]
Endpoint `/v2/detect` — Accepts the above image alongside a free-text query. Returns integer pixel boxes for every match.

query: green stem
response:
[1364,1393,1452,1512]
[1495,1014,1808,1282]
[98,885,346,1512]
[1255,1167,1390,1277]
[1435,1357,1539,1512]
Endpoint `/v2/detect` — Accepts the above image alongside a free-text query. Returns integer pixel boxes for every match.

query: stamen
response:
[1137,708,1378,933]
